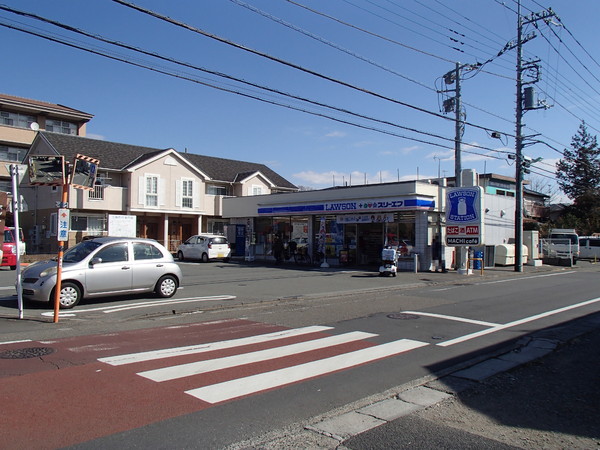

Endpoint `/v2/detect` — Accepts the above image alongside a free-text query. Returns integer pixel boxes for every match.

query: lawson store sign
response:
[445,187,484,246]
[258,196,435,215]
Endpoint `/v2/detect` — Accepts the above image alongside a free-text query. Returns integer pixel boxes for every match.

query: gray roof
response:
[34,132,297,189]
[181,153,296,189]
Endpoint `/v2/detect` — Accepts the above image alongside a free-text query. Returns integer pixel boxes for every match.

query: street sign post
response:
[27,153,100,323]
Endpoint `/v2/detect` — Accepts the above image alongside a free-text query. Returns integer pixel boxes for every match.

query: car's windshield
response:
[3,230,14,243]
[63,241,103,263]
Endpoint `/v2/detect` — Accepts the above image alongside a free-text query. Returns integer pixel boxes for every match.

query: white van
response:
[578,236,600,260]
[547,229,580,262]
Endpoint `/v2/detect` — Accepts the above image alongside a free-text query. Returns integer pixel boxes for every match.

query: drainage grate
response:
[387,313,420,320]
[0,347,56,359]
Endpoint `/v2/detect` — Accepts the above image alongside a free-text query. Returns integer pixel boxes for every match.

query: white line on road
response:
[437,296,600,347]
[402,311,500,327]
[138,331,378,382]
[40,295,236,317]
[0,339,32,345]
[431,271,577,291]
[185,339,429,404]
[98,325,334,366]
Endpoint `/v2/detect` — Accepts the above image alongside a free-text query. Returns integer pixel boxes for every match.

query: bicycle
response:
[312,251,324,266]
[293,247,312,266]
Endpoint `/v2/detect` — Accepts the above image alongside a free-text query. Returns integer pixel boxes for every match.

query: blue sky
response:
[2,0,599,200]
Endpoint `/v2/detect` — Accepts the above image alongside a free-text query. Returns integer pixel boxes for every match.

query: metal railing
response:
[88,185,104,200]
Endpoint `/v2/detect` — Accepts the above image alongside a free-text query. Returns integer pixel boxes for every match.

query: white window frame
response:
[178,178,194,208]
[251,185,263,196]
[146,174,158,207]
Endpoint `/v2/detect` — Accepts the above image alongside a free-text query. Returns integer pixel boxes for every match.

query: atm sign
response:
[466,226,479,235]
[447,225,479,235]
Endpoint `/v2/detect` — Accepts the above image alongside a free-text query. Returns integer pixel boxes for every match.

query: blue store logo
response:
[447,189,479,223]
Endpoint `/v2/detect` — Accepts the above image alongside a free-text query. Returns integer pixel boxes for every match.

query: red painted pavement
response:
[0,319,374,448]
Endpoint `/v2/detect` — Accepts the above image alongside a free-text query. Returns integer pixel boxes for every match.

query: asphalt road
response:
[0,260,598,448]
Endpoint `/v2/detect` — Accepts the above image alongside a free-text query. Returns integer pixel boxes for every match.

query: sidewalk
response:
[341,311,600,449]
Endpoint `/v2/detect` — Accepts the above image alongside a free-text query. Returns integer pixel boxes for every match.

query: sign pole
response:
[52,182,69,323]
[10,165,24,319]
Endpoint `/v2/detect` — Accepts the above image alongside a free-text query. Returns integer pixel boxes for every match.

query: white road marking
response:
[39,295,236,317]
[138,331,378,382]
[431,271,577,291]
[0,339,32,345]
[185,339,429,404]
[437,296,600,347]
[98,325,334,366]
[402,311,500,327]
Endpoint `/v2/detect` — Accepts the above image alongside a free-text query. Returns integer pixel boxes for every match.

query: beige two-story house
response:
[21,132,297,253]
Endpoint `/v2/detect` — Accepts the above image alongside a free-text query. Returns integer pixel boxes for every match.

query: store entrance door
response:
[357,223,384,265]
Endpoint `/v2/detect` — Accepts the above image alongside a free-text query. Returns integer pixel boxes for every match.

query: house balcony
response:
[70,185,128,211]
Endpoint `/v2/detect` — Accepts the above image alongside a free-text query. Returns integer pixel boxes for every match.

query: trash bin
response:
[473,250,483,270]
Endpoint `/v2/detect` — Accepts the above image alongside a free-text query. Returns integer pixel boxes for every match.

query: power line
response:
[0,20,459,149]
[229,0,435,92]
[0,4,515,157]
[285,0,454,64]
[111,0,510,138]
[284,0,519,127]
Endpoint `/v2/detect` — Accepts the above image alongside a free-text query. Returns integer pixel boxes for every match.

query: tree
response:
[556,121,600,200]
[555,122,600,235]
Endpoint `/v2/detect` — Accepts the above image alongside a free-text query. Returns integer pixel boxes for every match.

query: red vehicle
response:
[2,227,25,270]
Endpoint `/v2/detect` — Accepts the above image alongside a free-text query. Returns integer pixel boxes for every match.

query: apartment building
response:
[0,93,93,194]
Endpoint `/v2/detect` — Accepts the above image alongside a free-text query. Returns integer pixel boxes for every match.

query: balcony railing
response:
[88,185,104,200]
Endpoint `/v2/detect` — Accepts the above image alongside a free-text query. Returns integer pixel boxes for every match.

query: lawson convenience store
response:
[222,180,445,269]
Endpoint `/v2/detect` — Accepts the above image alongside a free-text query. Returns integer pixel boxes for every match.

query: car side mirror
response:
[90,257,102,266]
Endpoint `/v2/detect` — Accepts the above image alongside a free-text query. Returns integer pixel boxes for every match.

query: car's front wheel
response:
[155,275,178,298]
[177,250,185,261]
[51,282,82,309]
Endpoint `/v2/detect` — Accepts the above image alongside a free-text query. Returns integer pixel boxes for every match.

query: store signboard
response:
[258,196,435,215]
[445,187,484,246]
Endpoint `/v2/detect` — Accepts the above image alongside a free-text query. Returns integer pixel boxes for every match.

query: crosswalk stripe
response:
[137,331,378,382]
[185,339,429,404]
[98,325,334,366]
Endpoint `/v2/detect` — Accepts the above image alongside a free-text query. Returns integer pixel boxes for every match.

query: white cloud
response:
[85,133,106,140]
[293,169,410,187]
[324,130,346,138]
[401,145,419,155]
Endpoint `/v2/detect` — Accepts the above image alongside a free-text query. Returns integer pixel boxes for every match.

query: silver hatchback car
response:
[21,237,183,309]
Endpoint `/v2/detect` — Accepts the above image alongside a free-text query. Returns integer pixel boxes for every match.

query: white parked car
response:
[20,237,182,309]
[177,234,231,262]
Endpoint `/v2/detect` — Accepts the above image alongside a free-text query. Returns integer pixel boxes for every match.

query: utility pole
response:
[454,62,462,189]
[515,1,524,272]
[441,61,477,273]
[514,0,555,272]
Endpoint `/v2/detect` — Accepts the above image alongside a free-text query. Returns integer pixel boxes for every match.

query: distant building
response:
[0,93,93,193]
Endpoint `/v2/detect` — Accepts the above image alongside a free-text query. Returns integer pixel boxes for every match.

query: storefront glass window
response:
[314,216,343,260]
